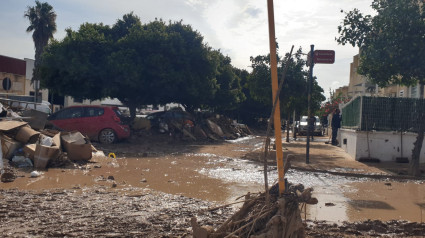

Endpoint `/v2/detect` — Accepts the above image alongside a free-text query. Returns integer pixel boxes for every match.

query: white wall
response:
[24,58,48,102]
[340,129,425,163]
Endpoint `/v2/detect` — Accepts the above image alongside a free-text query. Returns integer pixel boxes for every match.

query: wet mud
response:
[1,133,425,237]
[0,187,233,237]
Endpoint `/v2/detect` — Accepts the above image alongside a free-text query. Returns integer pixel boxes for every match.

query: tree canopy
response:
[246,48,325,122]
[40,14,239,117]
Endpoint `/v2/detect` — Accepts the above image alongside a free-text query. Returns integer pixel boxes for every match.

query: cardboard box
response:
[23,143,36,160]
[21,109,48,130]
[33,133,62,169]
[0,121,27,132]
[61,131,92,161]
[15,125,40,144]
[1,134,23,160]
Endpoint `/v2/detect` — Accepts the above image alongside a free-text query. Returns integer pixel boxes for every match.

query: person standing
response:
[331,109,341,145]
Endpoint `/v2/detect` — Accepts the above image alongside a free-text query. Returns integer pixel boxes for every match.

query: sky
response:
[0,0,376,99]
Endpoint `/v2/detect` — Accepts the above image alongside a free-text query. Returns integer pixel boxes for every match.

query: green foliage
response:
[246,48,325,121]
[41,23,111,100]
[209,51,246,113]
[336,0,425,88]
[40,14,229,116]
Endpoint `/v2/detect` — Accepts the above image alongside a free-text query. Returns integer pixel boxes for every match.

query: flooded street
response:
[3,135,425,224]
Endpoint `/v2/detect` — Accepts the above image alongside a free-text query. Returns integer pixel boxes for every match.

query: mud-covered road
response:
[1,132,425,237]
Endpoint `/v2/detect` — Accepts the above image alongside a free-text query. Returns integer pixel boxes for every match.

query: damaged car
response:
[47,105,130,143]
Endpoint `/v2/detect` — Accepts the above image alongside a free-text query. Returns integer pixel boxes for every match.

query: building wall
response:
[0,55,26,95]
[24,58,48,102]
[339,52,423,100]
[340,129,425,163]
[334,86,349,98]
[0,72,25,95]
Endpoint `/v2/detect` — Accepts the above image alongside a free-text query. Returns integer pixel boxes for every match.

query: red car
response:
[48,105,130,143]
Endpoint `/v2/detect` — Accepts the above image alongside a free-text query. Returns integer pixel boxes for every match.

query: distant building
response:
[0,55,26,96]
[333,52,423,100]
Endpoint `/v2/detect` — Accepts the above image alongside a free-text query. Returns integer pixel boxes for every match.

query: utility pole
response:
[306,44,314,164]
[267,0,285,194]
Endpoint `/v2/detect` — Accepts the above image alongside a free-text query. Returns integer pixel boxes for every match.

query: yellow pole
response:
[267,0,285,194]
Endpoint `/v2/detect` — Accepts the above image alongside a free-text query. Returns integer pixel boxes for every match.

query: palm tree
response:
[24,1,57,102]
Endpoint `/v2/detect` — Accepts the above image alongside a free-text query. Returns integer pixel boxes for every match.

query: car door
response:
[49,107,84,132]
[79,107,105,138]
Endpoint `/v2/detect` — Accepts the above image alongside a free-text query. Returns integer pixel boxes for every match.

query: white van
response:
[8,100,52,114]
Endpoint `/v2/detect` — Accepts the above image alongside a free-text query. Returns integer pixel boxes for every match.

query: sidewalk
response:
[277,139,425,179]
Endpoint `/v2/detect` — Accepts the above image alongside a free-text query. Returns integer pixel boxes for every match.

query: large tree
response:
[336,0,425,176]
[25,0,57,102]
[209,51,246,114]
[40,14,220,118]
[247,49,325,123]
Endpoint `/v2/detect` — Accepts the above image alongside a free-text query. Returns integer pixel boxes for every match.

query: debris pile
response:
[0,115,94,182]
[192,183,317,238]
[133,111,252,141]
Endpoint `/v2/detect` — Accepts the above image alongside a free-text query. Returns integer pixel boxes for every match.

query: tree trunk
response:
[409,82,425,177]
[129,105,136,120]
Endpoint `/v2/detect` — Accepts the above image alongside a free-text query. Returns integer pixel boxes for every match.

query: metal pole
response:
[306,44,314,164]
[267,0,285,194]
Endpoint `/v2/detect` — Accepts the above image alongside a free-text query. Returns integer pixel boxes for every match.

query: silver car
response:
[298,116,324,136]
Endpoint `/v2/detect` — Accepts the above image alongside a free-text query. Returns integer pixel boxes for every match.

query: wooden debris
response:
[192,182,316,238]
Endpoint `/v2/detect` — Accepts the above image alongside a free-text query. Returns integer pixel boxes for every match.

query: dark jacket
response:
[332,113,341,128]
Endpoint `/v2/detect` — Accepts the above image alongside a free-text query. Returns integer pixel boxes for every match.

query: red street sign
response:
[313,50,335,64]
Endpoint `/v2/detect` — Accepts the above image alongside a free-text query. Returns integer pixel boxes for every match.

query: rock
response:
[1,171,16,182]
[94,165,102,168]
[112,182,117,188]
[107,175,115,180]
[140,179,147,183]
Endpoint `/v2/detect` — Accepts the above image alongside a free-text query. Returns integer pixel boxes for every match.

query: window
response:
[411,86,418,98]
[52,107,83,120]
[84,107,104,117]
[399,90,404,97]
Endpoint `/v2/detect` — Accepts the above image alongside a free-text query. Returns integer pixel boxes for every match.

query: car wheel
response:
[99,129,116,144]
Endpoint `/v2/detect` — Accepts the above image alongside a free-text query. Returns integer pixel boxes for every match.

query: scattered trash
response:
[108,152,116,159]
[30,171,41,178]
[11,156,33,167]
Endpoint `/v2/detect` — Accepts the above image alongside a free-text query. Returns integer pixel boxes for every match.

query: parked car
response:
[47,105,130,144]
[298,116,324,136]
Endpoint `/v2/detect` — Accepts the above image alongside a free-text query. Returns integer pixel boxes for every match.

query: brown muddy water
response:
[2,135,425,224]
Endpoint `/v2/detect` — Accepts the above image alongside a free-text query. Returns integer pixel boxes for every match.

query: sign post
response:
[313,50,335,64]
[306,48,335,164]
